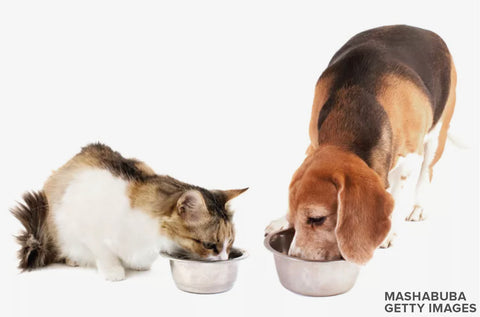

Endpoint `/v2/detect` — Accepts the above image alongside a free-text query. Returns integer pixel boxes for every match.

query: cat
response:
[11,143,247,281]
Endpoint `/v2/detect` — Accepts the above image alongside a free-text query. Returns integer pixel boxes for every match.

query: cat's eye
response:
[307,216,327,226]
[202,242,218,253]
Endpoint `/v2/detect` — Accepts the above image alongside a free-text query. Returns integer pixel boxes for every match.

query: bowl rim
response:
[264,228,348,264]
[160,248,248,263]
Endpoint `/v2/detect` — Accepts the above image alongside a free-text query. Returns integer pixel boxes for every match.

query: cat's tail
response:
[11,190,58,271]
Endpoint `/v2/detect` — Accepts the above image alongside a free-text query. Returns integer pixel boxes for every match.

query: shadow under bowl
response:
[264,228,360,296]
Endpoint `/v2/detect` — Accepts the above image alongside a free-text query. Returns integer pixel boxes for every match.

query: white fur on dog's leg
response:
[406,124,440,222]
[406,205,426,221]
[380,230,397,248]
[384,153,422,249]
[265,215,290,236]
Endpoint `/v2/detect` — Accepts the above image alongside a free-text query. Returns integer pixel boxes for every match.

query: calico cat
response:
[11,143,247,281]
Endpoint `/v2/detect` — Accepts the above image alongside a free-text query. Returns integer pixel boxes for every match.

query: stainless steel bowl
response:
[264,228,360,296]
[160,248,248,294]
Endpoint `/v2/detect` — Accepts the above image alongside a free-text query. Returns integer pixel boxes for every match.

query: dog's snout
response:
[287,230,342,261]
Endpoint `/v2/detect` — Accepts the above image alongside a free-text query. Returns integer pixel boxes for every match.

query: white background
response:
[0,1,478,316]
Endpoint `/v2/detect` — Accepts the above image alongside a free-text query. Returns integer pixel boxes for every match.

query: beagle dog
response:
[267,25,456,265]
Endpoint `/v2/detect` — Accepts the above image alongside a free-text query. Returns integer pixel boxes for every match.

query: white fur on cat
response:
[207,239,229,261]
[53,168,176,281]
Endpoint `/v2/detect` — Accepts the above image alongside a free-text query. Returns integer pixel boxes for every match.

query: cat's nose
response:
[207,253,227,261]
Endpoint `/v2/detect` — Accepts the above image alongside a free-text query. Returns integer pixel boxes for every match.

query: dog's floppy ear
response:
[332,165,393,265]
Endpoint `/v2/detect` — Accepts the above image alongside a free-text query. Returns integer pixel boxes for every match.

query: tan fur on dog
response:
[288,146,393,264]
[429,60,457,179]
[377,74,433,166]
[283,25,455,265]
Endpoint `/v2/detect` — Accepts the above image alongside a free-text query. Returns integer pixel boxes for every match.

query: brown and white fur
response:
[266,25,456,264]
[12,143,247,280]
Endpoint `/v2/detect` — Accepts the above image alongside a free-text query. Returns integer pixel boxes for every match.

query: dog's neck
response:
[315,86,393,187]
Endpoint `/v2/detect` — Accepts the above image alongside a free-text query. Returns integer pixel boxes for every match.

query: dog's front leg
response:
[381,154,423,248]
[265,215,291,236]
[407,124,442,221]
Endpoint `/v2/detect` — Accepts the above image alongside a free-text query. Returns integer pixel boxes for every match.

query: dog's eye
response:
[307,216,327,226]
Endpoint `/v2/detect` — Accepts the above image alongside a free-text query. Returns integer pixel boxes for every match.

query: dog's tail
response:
[11,191,58,271]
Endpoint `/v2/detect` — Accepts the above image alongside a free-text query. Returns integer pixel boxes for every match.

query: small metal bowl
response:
[264,228,360,296]
[160,248,248,294]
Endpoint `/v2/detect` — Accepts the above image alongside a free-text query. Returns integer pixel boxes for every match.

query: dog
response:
[266,25,456,265]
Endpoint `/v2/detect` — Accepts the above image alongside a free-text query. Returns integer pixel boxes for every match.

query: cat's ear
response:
[223,188,248,202]
[176,190,206,222]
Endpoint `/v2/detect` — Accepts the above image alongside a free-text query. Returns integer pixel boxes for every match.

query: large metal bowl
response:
[160,248,247,294]
[264,228,360,296]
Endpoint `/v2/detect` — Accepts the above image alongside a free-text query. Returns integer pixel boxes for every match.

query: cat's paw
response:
[121,254,156,271]
[65,258,79,267]
[127,264,151,271]
[265,215,290,236]
[100,265,126,281]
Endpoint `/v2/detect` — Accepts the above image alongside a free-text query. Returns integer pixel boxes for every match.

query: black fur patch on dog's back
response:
[315,25,451,178]
[317,86,393,184]
[326,25,451,126]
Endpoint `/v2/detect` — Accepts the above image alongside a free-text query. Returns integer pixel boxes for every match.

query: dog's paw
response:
[265,216,290,236]
[379,231,397,248]
[406,205,426,221]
